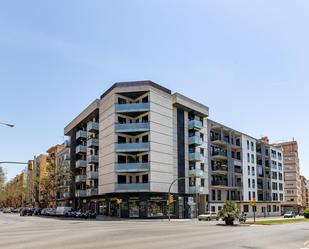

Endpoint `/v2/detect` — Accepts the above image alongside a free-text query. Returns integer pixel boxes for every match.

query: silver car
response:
[198,212,219,221]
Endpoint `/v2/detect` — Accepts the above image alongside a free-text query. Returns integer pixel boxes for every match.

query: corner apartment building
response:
[274,141,302,212]
[300,176,309,209]
[64,81,209,218]
[208,120,284,217]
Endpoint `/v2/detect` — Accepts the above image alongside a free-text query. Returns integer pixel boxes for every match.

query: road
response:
[0,213,308,249]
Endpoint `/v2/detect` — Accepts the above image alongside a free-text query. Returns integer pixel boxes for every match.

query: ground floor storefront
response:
[74,193,207,219]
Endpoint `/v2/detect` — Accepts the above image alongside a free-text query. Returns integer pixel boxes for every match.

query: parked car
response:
[46,208,57,216]
[56,207,73,217]
[20,208,34,216]
[3,208,12,213]
[284,211,296,218]
[32,208,42,216]
[12,208,21,213]
[198,212,219,221]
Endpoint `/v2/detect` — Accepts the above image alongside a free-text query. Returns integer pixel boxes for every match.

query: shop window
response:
[147,198,164,217]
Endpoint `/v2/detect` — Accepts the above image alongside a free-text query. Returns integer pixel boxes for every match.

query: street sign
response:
[249,198,256,206]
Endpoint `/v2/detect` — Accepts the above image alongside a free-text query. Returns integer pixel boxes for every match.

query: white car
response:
[198,212,219,221]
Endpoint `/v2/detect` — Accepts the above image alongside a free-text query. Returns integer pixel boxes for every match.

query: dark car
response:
[32,208,42,216]
[20,208,33,216]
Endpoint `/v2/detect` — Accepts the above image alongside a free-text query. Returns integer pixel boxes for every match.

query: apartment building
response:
[207,120,284,217]
[274,141,302,212]
[64,81,209,218]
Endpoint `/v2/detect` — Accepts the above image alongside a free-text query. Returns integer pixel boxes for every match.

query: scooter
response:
[239,214,247,223]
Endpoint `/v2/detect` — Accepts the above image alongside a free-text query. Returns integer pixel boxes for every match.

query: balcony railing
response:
[87,155,98,164]
[188,136,203,145]
[75,145,87,154]
[212,151,227,158]
[75,190,87,197]
[87,138,99,147]
[87,171,98,179]
[234,167,242,174]
[188,186,204,193]
[86,188,98,196]
[115,142,150,153]
[115,122,150,133]
[75,175,87,183]
[115,162,150,172]
[87,122,99,132]
[188,120,203,130]
[64,140,70,148]
[64,154,70,161]
[212,180,228,186]
[188,169,203,177]
[189,152,203,161]
[76,130,87,140]
[115,183,150,192]
[63,192,71,198]
[76,160,87,168]
[212,165,228,172]
[116,102,150,113]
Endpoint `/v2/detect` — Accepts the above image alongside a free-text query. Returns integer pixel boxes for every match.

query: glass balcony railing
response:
[63,192,71,198]
[75,145,87,154]
[87,171,98,179]
[188,136,203,145]
[212,151,228,158]
[188,120,203,130]
[115,142,150,153]
[75,190,87,198]
[76,130,87,140]
[115,122,150,133]
[76,160,87,168]
[212,180,228,186]
[189,152,203,161]
[115,183,150,192]
[87,122,99,132]
[188,169,204,177]
[87,138,99,147]
[189,186,204,193]
[87,155,98,164]
[86,188,98,196]
[116,102,150,113]
[115,162,150,172]
[63,154,70,161]
[75,175,87,183]
[64,140,70,148]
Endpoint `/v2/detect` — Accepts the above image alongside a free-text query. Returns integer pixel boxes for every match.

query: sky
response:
[0,0,308,180]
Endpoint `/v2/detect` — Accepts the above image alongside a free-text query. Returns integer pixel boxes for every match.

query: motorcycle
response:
[239,214,247,223]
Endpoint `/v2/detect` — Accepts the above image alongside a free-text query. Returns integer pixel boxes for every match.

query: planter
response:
[224,217,235,226]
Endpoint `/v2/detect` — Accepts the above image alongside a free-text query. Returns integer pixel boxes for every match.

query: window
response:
[252,166,255,176]
[248,166,250,175]
[142,96,149,103]
[251,142,254,151]
[267,205,271,212]
[118,136,126,143]
[142,154,148,163]
[249,191,251,200]
[252,179,256,189]
[247,153,250,163]
[251,154,255,164]
[217,190,221,201]
[142,135,149,143]
[248,179,251,188]
[247,140,250,150]
[252,191,256,199]
[200,163,205,171]
[136,175,140,183]
[142,174,148,183]
[117,175,126,184]
[211,206,216,212]
[212,190,216,201]
[244,205,249,213]
[201,178,205,187]
[200,148,204,156]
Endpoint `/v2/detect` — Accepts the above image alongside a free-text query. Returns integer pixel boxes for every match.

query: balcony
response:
[87,122,99,132]
[76,160,87,168]
[188,120,203,130]
[115,162,150,173]
[75,175,87,183]
[188,136,203,145]
[87,138,99,148]
[87,155,98,164]
[63,192,71,198]
[115,122,150,133]
[212,165,228,174]
[76,130,87,140]
[212,180,228,187]
[212,151,228,160]
[234,167,242,174]
[86,188,98,196]
[189,152,203,161]
[116,102,150,114]
[188,169,204,177]
[64,140,70,148]
[64,154,70,161]
[211,135,227,146]
[87,171,98,179]
[189,186,204,193]
[75,145,87,154]
[75,190,87,198]
[115,142,150,153]
[115,183,150,192]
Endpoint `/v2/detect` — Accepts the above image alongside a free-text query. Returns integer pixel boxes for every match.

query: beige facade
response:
[300,175,309,208]
[275,141,302,209]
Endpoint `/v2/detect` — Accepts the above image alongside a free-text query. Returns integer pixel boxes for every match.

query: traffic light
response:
[167,194,174,205]
[28,160,34,170]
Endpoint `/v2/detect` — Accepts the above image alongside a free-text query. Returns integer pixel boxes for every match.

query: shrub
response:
[218,200,240,225]
[304,208,309,219]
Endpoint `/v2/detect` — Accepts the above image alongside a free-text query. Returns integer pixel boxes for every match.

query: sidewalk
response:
[96,215,196,222]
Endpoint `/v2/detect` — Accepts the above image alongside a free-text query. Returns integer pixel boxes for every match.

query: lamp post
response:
[0,122,15,128]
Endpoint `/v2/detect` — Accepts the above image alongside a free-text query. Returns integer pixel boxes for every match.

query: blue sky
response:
[0,0,308,180]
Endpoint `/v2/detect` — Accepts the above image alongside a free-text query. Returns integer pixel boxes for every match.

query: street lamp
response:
[0,122,15,128]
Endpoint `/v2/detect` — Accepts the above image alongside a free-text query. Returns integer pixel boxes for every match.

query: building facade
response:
[207,120,284,217]
[300,175,309,209]
[274,141,302,212]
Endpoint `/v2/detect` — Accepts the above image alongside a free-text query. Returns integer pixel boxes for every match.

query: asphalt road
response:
[0,213,309,249]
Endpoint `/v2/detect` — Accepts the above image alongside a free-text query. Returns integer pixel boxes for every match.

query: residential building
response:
[64,81,209,218]
[300,175,309,209]
[207,121,284,217]
[274,141,302,212]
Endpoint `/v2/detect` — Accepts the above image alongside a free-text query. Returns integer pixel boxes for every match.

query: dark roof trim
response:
[100,80,171,99]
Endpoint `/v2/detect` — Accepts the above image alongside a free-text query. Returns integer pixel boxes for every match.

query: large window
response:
[147,198,164,217]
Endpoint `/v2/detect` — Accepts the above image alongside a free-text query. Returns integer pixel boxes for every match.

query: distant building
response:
[300,175,309,209]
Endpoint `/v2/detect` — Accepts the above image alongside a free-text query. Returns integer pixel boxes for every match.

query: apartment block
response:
[300,175,309,209]
[64,81,209,218]
[207,120,284,217]
[274,141,302,212]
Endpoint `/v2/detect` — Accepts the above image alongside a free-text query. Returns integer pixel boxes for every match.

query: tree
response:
[304,208,309,219]
[218,200,240,226]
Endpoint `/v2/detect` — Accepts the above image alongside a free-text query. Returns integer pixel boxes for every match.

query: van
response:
[56,207,72,217]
